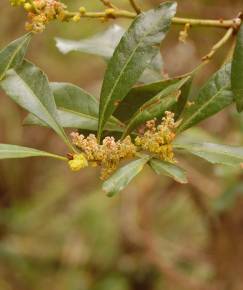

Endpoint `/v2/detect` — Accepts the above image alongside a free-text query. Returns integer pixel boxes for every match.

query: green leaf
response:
[103,156,150,196]
[114,76,183,122]
[0,60,72,150]
[24,109,123,132]
[173,76,192,120]
[232,23,243,112]
[51,82,99,117]
[56,25,125,59]
[174,141,243,166]
[177,63,233,133]
[24,82,123,132]
[0,33,32,81]
[122,77,190,137]
[149,159,188,183]
[0,144,67,161]
[98,2,177,139]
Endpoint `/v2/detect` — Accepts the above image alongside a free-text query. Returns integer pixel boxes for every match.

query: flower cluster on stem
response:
[69,111,176,180]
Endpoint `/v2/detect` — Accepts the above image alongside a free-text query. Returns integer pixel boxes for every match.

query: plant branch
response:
[202,27,234,61]
[66,8,242,30]
[129,0,141,14]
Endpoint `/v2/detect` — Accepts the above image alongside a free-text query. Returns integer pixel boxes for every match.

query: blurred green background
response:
[0,1,243,290]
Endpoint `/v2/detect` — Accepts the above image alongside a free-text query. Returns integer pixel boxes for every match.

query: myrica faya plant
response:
[1,0,243,196]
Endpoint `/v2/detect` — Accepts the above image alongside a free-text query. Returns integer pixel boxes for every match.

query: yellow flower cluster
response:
[10,0,67,32]
[135,111,176,162]
[70,133,137,180]
[68,154,88,172]
[69,112,176,179]
[10,0,26,5]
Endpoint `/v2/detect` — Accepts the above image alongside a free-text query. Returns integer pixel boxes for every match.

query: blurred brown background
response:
[0,1,243,290]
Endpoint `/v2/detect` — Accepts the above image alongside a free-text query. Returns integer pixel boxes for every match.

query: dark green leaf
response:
[114,76,182,122]
[174,141,243,166]
[149,158,188,183]
[0,144,66,161]
[122,77,190,137]
[98,2,177,138]
[232,23,243,112]
[177,63,233,133]
[173,76,192,120]
[0,60,72,150]
[0,33,32,80]
[103,156,150,197]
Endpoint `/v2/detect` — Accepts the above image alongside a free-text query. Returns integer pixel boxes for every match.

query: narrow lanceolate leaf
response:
[24,82,123,131]
[51,82,99,117]
[0,144,67,161]
[122,77,190,137]
[56,25,125,59]
[0,60,72,149]
[114,76,183,122]
[24,109,123,132]
[177,63,233,133]
[0,33,32,80]
[232,23,243,112]
[174,142,243,167]
[98,2,177,139]
[103,156,150,197]
[149,159,188,184]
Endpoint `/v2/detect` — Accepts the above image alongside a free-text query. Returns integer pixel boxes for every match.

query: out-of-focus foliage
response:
[1,1,243,290]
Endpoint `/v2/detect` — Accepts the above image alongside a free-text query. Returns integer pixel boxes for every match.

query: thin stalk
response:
[65,9,242,29]
[129,0,141,14]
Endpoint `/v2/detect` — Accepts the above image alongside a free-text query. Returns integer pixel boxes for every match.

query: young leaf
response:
[0,60,72,150]
[0,144,67,161]
[122,77,190,137]
[174,141,243,167]
[103,156,150,197]
[114,76,183,122]
[149,159,188,184]
[0,33,32,80]
[56,25,125,59]
[232,23,243,112]
[98,2,177,139]
[177,63,233,133]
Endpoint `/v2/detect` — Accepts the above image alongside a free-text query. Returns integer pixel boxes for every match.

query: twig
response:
[129,0,141,14]
[65,9,242,30]
[202,27,234,61]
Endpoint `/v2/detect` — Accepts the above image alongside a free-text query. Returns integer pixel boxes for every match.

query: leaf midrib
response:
[99,9,172,133]
[11,69,65,138]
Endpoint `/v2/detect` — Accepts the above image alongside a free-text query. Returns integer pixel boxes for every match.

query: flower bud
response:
[68,154,88,172]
